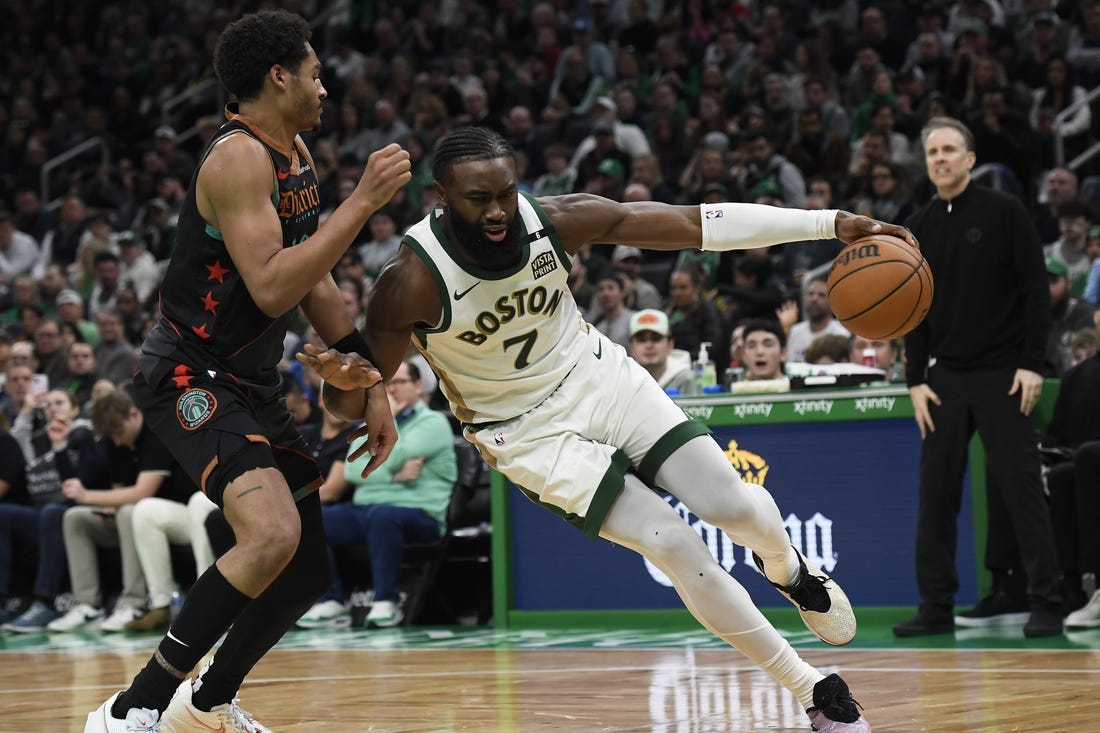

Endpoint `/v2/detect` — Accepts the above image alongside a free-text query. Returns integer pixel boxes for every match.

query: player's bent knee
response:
[245,514,301,566]
[236,528,300,580]
[223,469,302,574]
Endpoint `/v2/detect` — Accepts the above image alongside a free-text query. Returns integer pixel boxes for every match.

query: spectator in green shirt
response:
[297,359,456,629]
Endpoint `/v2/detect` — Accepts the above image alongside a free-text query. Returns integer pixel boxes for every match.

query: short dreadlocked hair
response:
[432,127,515,186]
[214,10,312,102]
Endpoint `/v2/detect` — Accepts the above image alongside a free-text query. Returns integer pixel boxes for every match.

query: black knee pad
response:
[205,438,279,506]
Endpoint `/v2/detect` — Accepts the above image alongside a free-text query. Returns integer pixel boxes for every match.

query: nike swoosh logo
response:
[454,282,480,300]
[185,706,226,731]
[275,167,291,180]
[167,629,190,647]
[593,341,603,359]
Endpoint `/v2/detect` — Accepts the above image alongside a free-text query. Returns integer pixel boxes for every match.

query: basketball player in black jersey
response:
[85,11,410,733]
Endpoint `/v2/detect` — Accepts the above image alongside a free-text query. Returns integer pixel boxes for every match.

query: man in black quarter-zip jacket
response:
[892,116,1064,639]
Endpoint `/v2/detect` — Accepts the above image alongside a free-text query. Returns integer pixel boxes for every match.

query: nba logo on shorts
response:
[494,432,506,446]
[176,388,217,430]
[704,209,724,219]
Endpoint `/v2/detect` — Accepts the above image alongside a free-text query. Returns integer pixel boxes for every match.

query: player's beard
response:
[446,209,525,271]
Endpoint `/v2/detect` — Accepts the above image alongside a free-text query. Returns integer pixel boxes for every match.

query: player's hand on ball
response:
[835,211,920,251]
[295,343,383,390]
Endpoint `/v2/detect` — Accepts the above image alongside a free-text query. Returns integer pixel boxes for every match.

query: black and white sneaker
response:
[954,591,1029,628]
[753,547,856,646]
[806,673,871,732]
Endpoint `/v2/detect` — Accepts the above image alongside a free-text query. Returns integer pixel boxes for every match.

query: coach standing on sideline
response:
[893,117,1063,638]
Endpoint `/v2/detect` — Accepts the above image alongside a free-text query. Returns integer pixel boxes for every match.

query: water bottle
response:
[693,342,717,393]
[170,590,184,624]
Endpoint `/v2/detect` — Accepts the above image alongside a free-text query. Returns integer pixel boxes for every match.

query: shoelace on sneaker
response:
[124,707,161,732]
[753,551,833,613]
[217,698,264,733]
[811,673,863,724]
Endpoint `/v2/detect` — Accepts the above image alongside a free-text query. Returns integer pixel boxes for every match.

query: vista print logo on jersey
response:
[530,251,558,279]
[176,388,218,430]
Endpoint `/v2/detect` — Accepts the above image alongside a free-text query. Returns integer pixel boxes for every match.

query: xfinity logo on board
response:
[793,399,834,416]
[854,396,896,413]
[681,405,713,420]
[733,402,773,419]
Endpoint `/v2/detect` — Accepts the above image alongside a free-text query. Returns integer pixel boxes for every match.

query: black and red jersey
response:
[141,104,320,386]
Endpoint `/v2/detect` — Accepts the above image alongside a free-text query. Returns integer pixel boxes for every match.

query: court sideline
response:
[3,622,1097,731]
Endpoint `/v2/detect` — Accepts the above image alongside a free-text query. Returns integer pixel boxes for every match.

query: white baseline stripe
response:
[4,660,1097,697]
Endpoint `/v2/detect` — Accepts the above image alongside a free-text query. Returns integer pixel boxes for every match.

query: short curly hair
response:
[213,10,312,101]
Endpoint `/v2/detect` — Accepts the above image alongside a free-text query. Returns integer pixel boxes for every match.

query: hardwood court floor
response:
[3,622,1099,732]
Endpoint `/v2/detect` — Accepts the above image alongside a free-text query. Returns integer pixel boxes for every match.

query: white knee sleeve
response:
[655,437,798,584]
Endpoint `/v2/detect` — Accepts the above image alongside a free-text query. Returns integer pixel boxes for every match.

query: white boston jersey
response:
[405,193,589,424]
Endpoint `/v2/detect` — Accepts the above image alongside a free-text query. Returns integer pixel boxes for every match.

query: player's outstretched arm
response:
[540,194,918,255]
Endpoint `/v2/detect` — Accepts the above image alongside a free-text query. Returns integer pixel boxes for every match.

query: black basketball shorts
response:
[133,364,322,507]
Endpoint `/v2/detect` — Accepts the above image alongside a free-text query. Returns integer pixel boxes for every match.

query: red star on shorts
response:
[171,364,193,389]
[205,260,230,284]
[200,291,220,314]
[192,323,211,340]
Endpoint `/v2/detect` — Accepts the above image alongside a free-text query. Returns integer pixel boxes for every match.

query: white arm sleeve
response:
[700,203,838,252]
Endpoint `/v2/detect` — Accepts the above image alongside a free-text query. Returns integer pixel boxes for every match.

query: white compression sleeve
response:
[600,474,823,709]
[700,203,838,252]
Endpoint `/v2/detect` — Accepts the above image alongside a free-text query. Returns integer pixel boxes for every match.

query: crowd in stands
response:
[4,0,1100,629]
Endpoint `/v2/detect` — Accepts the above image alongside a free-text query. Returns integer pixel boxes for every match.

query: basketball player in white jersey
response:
[300,127,917,733]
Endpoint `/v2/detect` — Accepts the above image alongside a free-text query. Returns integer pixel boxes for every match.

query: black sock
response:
[192,492,331,712]
[112,563,251,717]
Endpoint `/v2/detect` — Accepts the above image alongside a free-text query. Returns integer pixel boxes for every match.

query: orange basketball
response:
[826,234,933,341]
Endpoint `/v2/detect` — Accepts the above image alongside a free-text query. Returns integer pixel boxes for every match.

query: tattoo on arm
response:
[236,484,264,499]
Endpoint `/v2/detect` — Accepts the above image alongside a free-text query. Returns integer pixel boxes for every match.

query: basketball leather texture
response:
[826,234,933,341]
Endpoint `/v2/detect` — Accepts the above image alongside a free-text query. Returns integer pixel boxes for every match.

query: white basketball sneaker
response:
[365,599,404,628]
[1065,589,1100,629]
[161,667,272,733]
[84,691,161,732]
[752,546,857,646]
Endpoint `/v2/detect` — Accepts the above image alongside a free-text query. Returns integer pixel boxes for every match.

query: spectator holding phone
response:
[49,389,201,632]
[2,389,108,632]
